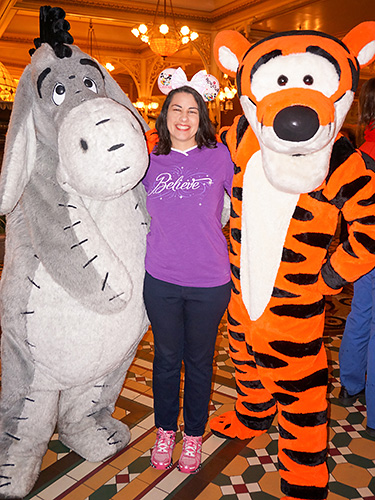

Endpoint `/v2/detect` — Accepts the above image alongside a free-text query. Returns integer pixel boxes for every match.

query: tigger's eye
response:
[277,75,288,86]
[303,75,314,85]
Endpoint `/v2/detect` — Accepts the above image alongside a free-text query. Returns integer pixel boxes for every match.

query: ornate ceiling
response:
[0,0,374,101]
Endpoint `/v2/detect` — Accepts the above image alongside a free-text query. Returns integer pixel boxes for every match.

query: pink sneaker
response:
[178,434,202,474]
[150,428,176,470]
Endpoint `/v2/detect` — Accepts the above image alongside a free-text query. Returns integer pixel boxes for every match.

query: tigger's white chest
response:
[240,150,299,320]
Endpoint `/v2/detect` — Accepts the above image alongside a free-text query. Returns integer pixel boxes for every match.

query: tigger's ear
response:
[342,21,375,67]
[214,30,251,77]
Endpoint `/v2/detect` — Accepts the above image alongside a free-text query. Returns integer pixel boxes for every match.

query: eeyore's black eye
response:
[303,75,314,85]
[277,75,288,86]
[83,77,98,93]
[52,83,66,105]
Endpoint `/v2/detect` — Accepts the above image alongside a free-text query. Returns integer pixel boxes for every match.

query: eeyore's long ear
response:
[0,66,37,215]
[99,64,149,132]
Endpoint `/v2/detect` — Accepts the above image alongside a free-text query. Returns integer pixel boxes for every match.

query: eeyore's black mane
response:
[29,5,74,58]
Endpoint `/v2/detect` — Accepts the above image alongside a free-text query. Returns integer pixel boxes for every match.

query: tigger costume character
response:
[210,23,375,500]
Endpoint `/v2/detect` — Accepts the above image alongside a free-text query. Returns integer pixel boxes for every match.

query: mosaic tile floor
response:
[1,281,374,500]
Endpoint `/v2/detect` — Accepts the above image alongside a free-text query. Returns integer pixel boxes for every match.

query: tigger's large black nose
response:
[273,105,320,142]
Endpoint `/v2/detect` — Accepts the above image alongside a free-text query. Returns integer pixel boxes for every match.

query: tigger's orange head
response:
[214,23,375,193]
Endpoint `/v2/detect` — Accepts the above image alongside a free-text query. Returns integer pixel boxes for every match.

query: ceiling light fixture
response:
[131,0,198,59]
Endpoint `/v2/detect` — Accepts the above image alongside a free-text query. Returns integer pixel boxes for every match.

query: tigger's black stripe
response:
[354,231,375,254]
[242,398,276,413]
[250,49,282,79]
[331,176,371,209]
[342,239,358,258]
[236,115,249,148]
[245,29,350,57]
[349,57,359,93]
[232,187,243,201]
[272,287,300,298]
[236,409,276,430]
[230,203,239,218]
[229,344,240,354]
[308,190,329,203]
[306,46,341,77]
[230,263,240,280]
[361,151,375,173]
[355,215,375,225]
[279,460,289,472]
[232,358,256,368]
[273,392,299,406]
[293,232,332,248]
[236,382,248,396]
[321,258,348,289]
[284,273,318,285]
[282,448,327,467]
[228,328,245,341]
[278,424,297,439]
[275,368,328,393]
[246,343,254,355]
[270,338,322,358]
[281,479,328,500]
[292,206,314,221]
[282,248,306,263]
[231,228,241,243]
[234,164,241,175]
[281,409,327,427]
[229,241,237,256]
[325,136,354,183]
[254,352,289,368]
[270,299,325,319]
[239,379,265,389]
[220,129,228,146]
[227,311,241,326]
[358,192,375,206]
[236,65,244,98]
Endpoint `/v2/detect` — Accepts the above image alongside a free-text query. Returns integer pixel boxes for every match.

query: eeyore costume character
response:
[0,7,150,498]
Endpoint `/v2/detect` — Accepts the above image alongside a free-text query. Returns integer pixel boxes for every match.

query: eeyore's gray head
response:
[0,7,149,212]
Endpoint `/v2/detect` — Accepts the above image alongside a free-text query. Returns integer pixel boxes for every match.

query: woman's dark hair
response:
[359,78,375,128]
[154,86,217,155]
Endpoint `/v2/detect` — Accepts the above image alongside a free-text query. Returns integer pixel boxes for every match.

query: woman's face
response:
[166,92,200,150]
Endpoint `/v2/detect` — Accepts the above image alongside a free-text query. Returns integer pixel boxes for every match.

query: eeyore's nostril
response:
[80,139,88,151]
[108,143,125,152]
[273,106,320,142]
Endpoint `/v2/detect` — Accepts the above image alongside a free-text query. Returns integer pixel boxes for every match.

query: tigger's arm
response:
[321,146,375,289]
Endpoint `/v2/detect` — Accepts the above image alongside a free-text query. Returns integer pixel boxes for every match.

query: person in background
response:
[142,68,234,473]
[338,77,375,437]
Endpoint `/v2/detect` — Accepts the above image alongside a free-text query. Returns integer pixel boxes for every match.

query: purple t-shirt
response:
[143,143,234,287]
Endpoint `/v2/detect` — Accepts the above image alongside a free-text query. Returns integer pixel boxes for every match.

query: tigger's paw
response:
[210,411,265,440]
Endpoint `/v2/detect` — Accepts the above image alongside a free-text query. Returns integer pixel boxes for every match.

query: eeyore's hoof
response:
[58,412,130,462]
[0,454,42,499]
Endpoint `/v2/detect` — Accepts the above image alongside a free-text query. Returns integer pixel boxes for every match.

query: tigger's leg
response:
[210,293,277,439]
[254,322,329,500]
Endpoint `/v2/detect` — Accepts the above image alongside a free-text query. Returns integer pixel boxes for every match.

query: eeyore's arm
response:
[20,164,131,314]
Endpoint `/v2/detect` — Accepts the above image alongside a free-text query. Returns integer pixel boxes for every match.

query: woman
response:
[339,77,375,437]
[142,69,234,473]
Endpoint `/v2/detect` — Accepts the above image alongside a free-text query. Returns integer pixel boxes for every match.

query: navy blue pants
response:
[143,272,231,436]
[339,269,375,428]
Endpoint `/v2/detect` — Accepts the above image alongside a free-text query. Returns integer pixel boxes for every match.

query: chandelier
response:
[218,74,237,111]
[131,0,198,59]
[0,62,17,102]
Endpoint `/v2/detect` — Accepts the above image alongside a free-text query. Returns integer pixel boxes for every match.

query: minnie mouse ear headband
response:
[157,67,220,102]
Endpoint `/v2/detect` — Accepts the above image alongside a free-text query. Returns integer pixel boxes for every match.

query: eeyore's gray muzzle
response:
[57,98,148,200]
